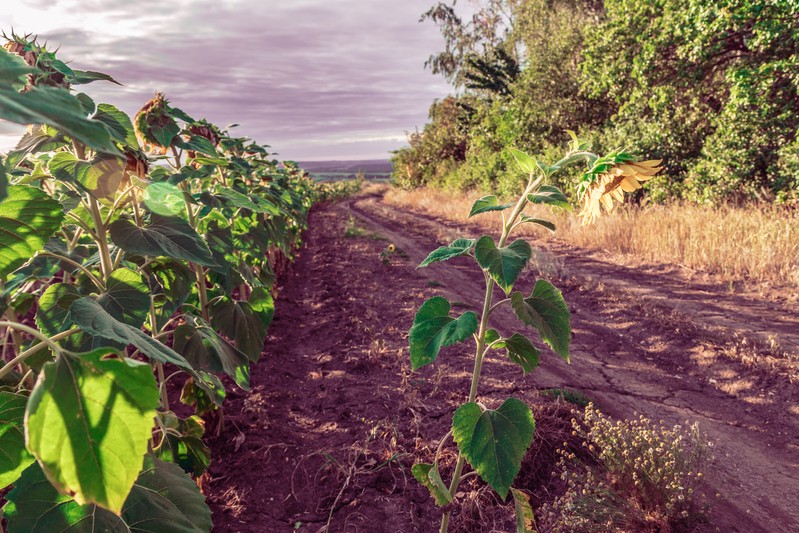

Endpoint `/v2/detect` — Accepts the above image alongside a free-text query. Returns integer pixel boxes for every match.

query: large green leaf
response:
[70,70,122,86]
[109,214,217,267]
[92,103,137,148]
[175,134,217,156]
[155,412,211,476]
[210,297,268,361]
[49,152,125,199]
[468,195,514,218]
[0,48,35,86]
[249,286,275,328]
[149,119,180,150]
[518,215,556,233]
[452,398,535,500]
[0,51,118,155]
[3,455,212,532]
[215,188,280,215]
[26,349,159,513]
[0,392,35,489]
[147,258,194,330]
[35,283,81,338]
[173,316,250,390]
[408,296,478,370]
[75,92,96,115]
[96,268,150,328]
[0,161,7,201]
[510,280,571,361]
[508,148,537,174]
[7,125,66,169]
[527,185,572,211]
[411,463,452,506]
[418,238,475,268]
[474,236,532,295]
[142,182,185,216]
[494,333,541,374]
[119,455,212,531]
[69,297,194,371]
[0,185,65,279]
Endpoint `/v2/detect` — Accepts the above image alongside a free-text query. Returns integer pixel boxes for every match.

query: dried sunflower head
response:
[134,92,179,154]
[123,147,150,178]
[184,120,222,161]
[187,121,221,146]
[3,32,70,91]
[578,156,661,225]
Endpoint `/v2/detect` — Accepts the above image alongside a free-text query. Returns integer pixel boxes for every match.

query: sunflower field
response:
[0,33,324,530]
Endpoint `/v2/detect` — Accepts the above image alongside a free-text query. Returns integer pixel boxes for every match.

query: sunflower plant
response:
[0,33,320,531]
[409,134,659,532]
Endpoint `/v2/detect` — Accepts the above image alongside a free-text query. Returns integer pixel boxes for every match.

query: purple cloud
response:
[0,0,455,161]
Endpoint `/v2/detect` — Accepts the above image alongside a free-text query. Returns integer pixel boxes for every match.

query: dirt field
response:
[205,187,799,532]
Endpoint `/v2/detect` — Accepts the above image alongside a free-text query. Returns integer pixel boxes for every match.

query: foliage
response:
[315,177,363,203]
[409,143,654,531]
[392,95,477,189]
[0,33,324,530]
[397,0,799,203]
[539,404,709,532]
[421,0,513,87]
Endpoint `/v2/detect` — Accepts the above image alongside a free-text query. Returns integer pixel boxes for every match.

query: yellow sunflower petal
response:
[618,163,641,177]
[630,161,662,176]
[620,176,642,192]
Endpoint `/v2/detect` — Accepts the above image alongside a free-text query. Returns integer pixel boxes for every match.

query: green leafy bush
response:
[400,0,799,203]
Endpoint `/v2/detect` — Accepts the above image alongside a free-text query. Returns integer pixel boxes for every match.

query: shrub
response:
[540,404,709,532]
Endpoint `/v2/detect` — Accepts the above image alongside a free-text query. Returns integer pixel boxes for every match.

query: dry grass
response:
[384,187,799,289]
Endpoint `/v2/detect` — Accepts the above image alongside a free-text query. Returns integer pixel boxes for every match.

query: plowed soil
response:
[206,187,799,532]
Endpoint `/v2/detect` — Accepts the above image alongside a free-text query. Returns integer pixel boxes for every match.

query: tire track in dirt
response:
[347,191,799,532]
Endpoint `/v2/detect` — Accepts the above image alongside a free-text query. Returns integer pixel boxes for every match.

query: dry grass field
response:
[384,187,799,292]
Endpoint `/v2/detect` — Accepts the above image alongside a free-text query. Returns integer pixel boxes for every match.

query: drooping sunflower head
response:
[187,120,221,146]
[577,153,661,225]
[134,92,179,154]
[3,32,70,91]
[183,119,222,162]
[123,147,150,178]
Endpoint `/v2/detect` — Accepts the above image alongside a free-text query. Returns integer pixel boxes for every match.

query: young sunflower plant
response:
[409,133,660,532]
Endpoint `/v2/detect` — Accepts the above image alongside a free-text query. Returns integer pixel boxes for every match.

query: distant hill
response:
[297,160,392,174]
[297,159,392,181]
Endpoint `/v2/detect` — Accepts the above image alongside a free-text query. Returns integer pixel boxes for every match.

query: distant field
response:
[297,159,392,182]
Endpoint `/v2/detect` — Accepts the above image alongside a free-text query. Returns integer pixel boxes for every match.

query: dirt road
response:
[207,189,799,532]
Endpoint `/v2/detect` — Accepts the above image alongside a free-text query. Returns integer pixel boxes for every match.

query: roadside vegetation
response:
[394,0,799,205]
[385,187,799,290]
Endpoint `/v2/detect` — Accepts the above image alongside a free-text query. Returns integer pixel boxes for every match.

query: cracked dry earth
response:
[206,188,799,532]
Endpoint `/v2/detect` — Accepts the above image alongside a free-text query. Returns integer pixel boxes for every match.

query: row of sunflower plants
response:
[0,33,318,531]
[409,134,660,531]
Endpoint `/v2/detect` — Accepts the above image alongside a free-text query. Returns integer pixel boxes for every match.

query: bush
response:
[540,404,709,532]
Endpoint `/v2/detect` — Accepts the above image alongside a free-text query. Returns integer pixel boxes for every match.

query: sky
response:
[0,0,463,161]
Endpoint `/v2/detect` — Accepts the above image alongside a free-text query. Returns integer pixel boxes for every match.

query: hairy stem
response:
[0,324,80,380]
[150,298,170,410]
[4,309,23,362]
[87,196,114,280]
[38,251,105,291]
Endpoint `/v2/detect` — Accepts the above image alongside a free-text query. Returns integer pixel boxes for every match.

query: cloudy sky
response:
[0,0,464,161]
